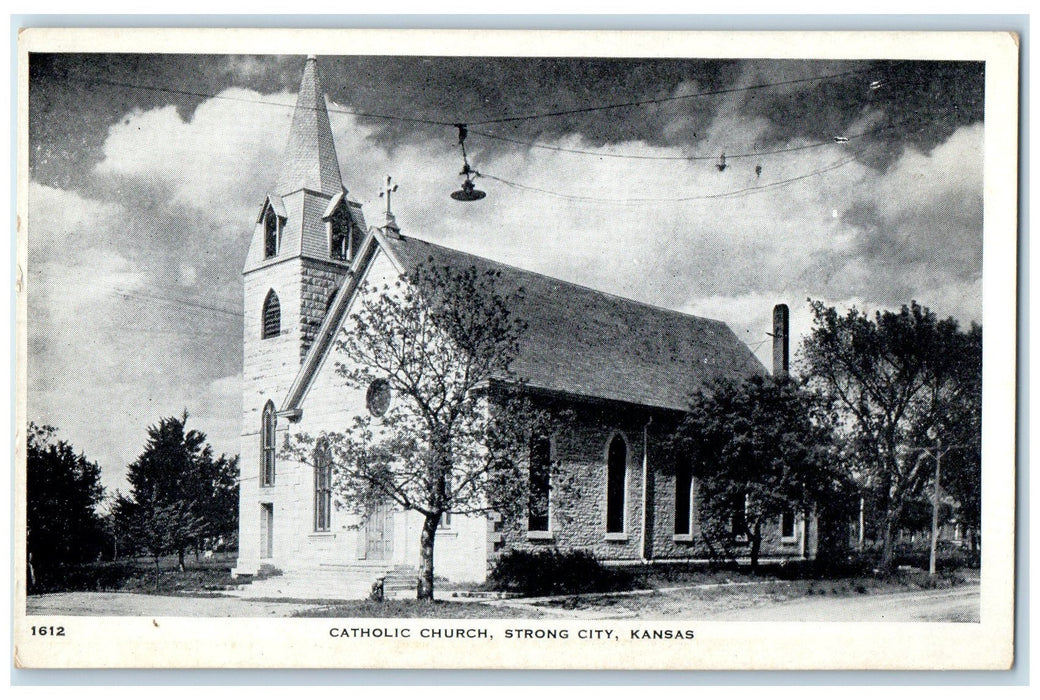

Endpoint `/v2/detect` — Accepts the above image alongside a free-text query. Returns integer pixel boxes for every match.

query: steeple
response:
[276,55,344,197]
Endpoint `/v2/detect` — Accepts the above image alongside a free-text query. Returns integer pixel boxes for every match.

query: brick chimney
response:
[772,303,789,379]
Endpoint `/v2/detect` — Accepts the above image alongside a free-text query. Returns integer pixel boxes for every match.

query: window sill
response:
[437,531,459,539]
[527,531,554,542]
[604,533,628,542]
[308,532,335,539]
[672,534,694,543]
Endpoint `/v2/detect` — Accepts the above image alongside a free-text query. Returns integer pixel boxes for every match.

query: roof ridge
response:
[393,234,729,328]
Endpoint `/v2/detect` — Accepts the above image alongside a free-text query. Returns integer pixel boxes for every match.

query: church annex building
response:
[232,57,814,594]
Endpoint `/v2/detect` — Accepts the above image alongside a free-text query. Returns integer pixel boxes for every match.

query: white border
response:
[12,27,1019,671]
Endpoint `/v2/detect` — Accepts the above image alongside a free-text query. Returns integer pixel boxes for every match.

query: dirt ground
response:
[25,578,979,622]
[25,591,318,617]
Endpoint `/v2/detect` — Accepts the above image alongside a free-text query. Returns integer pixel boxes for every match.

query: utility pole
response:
[927,427,942,578]
[923,427,964,578]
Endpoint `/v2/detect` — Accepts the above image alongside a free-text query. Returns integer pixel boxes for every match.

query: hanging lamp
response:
[450,124,486,201]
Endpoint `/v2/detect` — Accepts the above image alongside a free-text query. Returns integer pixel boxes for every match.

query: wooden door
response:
[365,502,394,561]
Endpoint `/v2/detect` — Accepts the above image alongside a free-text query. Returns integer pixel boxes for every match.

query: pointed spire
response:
[276,55,344,197]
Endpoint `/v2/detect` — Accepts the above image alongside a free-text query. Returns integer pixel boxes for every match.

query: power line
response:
[478,149,865,205]
[78,76,455,127]
[109,287,243,319]
[74,66,875,131]
[469,122,895,161]
[465,68,874,126]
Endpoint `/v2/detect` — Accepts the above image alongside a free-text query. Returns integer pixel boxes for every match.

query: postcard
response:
[14,27,1018,670]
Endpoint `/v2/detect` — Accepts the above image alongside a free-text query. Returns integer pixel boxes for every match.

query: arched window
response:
[262,290,280,339]
[263,205,279,259]
[606,434,627,533]
[261,401,276,486]
[674,462,694,536]
[528,435,551,532]
[313,438,332,532]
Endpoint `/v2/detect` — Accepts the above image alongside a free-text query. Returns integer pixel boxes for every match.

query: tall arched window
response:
[261,401,276,486]
[262,290,280,339]
[263,206,279,259]
[528,435,551,532]
[606,434,627,533]
[313,438,332,532]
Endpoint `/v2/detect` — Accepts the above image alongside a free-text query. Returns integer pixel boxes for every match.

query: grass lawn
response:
[528,569,971,618]
[29,552,240,596]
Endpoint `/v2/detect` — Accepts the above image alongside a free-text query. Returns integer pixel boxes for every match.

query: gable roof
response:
[284,230,765,415]
[382,236,766,411]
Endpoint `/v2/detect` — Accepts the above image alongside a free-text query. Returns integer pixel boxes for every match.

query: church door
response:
[364,502,394,561]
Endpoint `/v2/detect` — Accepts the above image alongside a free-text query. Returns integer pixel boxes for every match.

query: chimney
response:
[772,303,789,380]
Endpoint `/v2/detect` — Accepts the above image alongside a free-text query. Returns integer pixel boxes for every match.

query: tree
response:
[115,413,238,577]
[288,262,547,601]
[671,375,846,571]
[931,324,982,552]
[800,300,982,571]
[26,423,108,582]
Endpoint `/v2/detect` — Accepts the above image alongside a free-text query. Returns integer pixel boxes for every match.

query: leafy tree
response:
[800,300,981,571]
[931,324,982,551]
[26,423,108,582]
[671,375,846,571]
[115,413,238,577]
[288,262,555,600]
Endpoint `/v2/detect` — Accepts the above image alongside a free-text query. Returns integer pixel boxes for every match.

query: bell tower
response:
[235,55,368,575]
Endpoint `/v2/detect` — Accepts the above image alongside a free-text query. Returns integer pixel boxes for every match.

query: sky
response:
[25,53,985,496]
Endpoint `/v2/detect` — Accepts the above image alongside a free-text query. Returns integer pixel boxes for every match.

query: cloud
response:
[27,180,242,493]
[94,88,297,231]
[29,72,983,495]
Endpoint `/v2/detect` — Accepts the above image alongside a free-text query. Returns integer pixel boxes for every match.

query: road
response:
[25,591,317,617]
[701,584,980,622]
[24,583,980,622]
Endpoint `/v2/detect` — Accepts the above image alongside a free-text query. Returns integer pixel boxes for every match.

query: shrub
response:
[486,548,634,596]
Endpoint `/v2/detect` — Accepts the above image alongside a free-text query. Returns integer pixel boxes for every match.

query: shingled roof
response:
[276,55,343,198]
[382,235,765,412]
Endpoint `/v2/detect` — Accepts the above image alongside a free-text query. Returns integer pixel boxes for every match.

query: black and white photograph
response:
[14,28,1018,670]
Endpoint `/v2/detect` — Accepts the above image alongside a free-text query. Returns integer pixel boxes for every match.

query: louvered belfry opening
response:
[262,290,281,339]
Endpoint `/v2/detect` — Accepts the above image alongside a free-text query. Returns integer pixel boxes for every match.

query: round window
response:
[366,379,392,417]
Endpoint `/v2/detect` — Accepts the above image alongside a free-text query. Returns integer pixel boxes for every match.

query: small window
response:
[528,435,551,532]
[440,511,453,529]
[674,462,694,536]
[262,290,280,339]
[313,439,332,532]
[606,434,627,533]
[261,402,276,486]
[263,206,279,259]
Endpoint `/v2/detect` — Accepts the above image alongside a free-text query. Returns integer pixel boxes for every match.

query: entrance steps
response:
[227,562,419,601]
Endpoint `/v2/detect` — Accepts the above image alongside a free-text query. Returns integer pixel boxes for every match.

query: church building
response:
[232,56,813,596]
